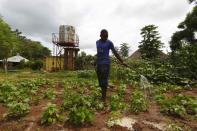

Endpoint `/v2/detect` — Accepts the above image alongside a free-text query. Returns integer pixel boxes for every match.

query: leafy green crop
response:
[117,84,127,96]
[106,111,122,127]
[77,70,96,79]
[68,106,94,125]
[62,91,92,110]
[129,90,148,113]
[41,103,61,124]
[160,94,197,118]
[4,102,30,118]
[44,88,56,100]
[166,123,183,131]
[0,79,56,120]
[109,94,127,111]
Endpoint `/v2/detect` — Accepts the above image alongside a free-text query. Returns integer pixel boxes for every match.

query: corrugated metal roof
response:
[0,54,29,63]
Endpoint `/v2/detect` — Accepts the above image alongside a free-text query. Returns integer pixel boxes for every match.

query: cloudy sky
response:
[0,0,193,55]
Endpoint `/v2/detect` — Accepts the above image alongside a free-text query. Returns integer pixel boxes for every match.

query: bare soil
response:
[0,82,196,131]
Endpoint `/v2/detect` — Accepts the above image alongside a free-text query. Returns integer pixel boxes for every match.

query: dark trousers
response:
[96,64,110,101]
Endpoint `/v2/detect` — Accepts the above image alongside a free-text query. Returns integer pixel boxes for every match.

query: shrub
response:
[30,60,43,70]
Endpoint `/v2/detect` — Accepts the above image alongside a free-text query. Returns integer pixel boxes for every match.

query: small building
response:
[43,56,64,72]
[0,54,29,69]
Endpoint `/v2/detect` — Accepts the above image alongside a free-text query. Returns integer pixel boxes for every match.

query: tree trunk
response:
[3,59,8,74]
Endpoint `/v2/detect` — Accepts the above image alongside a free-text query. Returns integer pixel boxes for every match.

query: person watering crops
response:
[96,29,127,102]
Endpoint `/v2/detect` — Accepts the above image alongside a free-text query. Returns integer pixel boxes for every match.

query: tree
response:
[120,43,130,58]
[0,17,51,72]
[13,30,51,60]
[188,0,197,4]
[170,5,197,51]
[0,18,16,72]
[138,25,164,59]
[170,44,197,79]
[169,5,197,80]
[75,51,95,70]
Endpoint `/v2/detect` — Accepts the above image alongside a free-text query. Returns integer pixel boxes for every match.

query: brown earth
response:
[0,82,196,131]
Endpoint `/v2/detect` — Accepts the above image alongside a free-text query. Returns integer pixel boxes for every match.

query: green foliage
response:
[154,94,166,104]
[0,18,15,60]
[68,106,94,125]
[41,103,61,124]
[138,25,164,59]
[109,94,127,111]
[30,60,43,70]
[0,78,53,119]
[170,5,197,80]
[117,84,127,96]
[0,18,17,72]
[166,123,183,131]
[4,102,30,118]
[160,94,197,118]
[0,81,18,103]
[77,70,96,79]
[106,111,122,127]
[129,90,148,113]
[44,88,56,100]
[33,96,41,105]
[170,44,197,80]
[119,43,130,58]
[153,83,183,95]
[0,18,50,63]
[111,65,138,84]
[125,59,195,85]
[170,5,197,51]
[61,91,92,111]
[75,51,95,70]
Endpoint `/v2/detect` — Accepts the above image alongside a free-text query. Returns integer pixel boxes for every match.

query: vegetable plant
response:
[41,103,61,124]
[44,88,56,100]
[129,90,148,113]
[4,102,30,118]
[68,106,94,125]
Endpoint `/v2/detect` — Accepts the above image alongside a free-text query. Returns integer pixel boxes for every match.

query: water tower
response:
[52,25,80,70]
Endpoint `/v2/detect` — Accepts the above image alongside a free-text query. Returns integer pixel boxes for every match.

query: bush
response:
[30,60,43,70]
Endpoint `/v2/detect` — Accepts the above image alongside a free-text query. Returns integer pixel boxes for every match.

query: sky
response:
[0,0,193,55]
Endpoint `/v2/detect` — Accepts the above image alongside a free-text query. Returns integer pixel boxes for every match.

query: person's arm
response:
[111,47,124,63]
[110,42,128,67]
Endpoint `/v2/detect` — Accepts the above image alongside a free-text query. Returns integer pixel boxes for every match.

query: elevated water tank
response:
[59,25,76,46]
